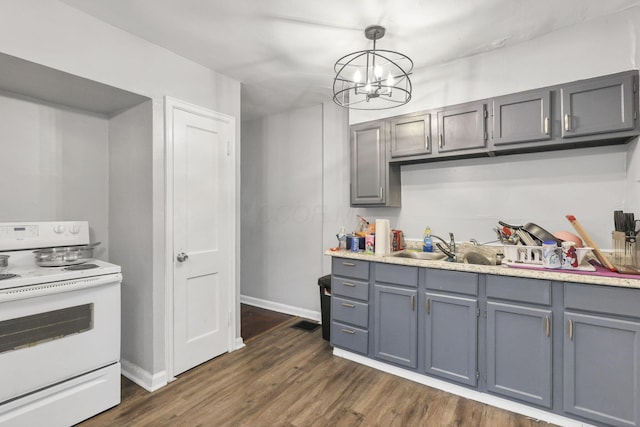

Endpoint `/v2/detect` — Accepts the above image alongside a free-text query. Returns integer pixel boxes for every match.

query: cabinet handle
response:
[438,134,443,149]
[426,135,430,151]
[564,114,571,132]
[341,302,356,308]
[545,316,551,337]
[342,262,356,267]
[379,187,384,200]
[342,282,356,287]
[544,117,550,135]
[410,295,415,311]
[341,328,355,335]
[568,318,574,340]
[425,298,430,314]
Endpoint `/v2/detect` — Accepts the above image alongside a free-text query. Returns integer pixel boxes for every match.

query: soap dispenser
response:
[423,227,433,252]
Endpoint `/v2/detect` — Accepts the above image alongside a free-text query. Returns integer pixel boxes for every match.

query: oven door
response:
[0,274,121,404]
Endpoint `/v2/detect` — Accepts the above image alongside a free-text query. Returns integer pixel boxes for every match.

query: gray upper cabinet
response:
[492,90,552,146]
[486,301,552,408]
[424,292,478,386]
[561,72,636,138]
[437,101,488,154]
[389,112,431,159]
[350,120,401,207]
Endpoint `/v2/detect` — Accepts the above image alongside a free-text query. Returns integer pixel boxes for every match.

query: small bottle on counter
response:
[337,227,347,250]
[423,227,433,252]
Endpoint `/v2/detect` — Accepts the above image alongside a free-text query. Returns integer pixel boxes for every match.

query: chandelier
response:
[333,25,413,110]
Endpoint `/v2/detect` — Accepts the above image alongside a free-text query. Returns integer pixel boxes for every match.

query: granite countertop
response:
[325,249,640,290]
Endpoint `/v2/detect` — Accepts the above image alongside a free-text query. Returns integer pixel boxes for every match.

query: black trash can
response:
[318,274,332,341]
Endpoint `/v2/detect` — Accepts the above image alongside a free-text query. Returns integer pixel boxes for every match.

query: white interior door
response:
[171,102,234,376]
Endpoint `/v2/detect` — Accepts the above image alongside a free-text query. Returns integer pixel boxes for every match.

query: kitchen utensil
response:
[498,221,562,246]
[614,210,624,231]
[565,215,616,271]
[33,242,101,267]
[516,229,538,246]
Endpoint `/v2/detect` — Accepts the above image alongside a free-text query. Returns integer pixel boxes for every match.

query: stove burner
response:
[63,264,99,271]
[0,273,19,280]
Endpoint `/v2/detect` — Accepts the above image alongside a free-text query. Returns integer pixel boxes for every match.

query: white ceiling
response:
[60,0,640,121]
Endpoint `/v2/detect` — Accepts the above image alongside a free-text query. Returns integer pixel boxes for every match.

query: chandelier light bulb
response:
[353,69,362,83]
[374,65,383,79]
[386,73,394,87]
[365,80,372,93]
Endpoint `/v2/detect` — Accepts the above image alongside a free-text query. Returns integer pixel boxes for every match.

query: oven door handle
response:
[0,273,122,303]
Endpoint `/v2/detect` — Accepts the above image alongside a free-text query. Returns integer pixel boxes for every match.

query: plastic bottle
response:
[423,226,433,252]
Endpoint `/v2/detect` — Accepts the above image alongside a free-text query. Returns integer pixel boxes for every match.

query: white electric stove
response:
[0,221,122,427]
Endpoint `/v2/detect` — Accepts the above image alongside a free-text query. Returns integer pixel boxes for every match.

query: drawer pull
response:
[342,262,356,267]
[410,295,415,311]
[342,282,356,287]
[341,328,356,334]
[425,298,430,314]
[564,114,571,132]
[568,318,574,340]
[545,316,551,337]
[438,134,443,149]
[341,302,356,308]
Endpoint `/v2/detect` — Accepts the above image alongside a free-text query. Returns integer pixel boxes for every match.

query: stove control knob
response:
[53,225,66,234]
[70,224,80,234]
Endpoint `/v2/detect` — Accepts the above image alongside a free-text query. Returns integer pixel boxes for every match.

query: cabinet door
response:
[486,302,552,408]
[492,90,551,145]
[561,73,635,138]
[373,284,418,368]
[424,292,478,386]
[437,101,487,153]
[390,113,431,158]
[350,121,386,205]
[564,311,640,426]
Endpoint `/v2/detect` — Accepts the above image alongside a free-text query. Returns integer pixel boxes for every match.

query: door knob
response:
[176,252,189,262]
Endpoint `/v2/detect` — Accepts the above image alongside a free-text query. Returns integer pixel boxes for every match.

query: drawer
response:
[374,263,418,287]
[486,275,551,306]
[565,283,640,318]
[331,277,369,301]
[332,257,369,280]
[331,321,368,355]
[332,296,369,328]
[425,269,478,296]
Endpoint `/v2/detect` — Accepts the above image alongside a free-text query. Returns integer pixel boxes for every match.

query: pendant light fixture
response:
[333,25,413,110]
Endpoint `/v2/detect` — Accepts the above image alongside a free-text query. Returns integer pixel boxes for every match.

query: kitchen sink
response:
[392,250,447,261]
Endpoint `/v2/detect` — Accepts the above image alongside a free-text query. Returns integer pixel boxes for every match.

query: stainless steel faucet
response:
[432,233,456,261]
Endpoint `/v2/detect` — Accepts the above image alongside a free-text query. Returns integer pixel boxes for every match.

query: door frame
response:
[164,96,238,381]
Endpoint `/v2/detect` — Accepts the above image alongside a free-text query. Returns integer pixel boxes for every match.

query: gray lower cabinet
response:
[373,284,418,369]
[486,301,552,407]
[423,291,478,386]
[491,89,552,146]
[331,258,370,355]
[389,112,432,159]
[372,263,419,368]
[561,72,636,138]
[350,120,400,207]
[436,100,488,154]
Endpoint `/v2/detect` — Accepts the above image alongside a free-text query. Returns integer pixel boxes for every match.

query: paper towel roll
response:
[375,219,391,256]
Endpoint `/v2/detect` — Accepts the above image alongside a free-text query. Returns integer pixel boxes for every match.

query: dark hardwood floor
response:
[241,303,294,342]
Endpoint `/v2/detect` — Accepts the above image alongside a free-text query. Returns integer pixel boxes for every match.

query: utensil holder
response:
[612,230,638,268]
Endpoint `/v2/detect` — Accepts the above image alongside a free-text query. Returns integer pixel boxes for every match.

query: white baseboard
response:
[240,295,321,322]
[333,349,595,427]
[120,358,168,392]
[232,336,245,351]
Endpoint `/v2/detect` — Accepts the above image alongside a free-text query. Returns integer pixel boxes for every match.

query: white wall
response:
[241,105,324,316]
[0,92,111,255]
[108,101,154,373]
[0,0,241,388]
[346,6,640,247]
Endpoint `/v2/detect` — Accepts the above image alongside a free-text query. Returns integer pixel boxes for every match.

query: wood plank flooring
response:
[79,316,558,427]
[241,303,293,342]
